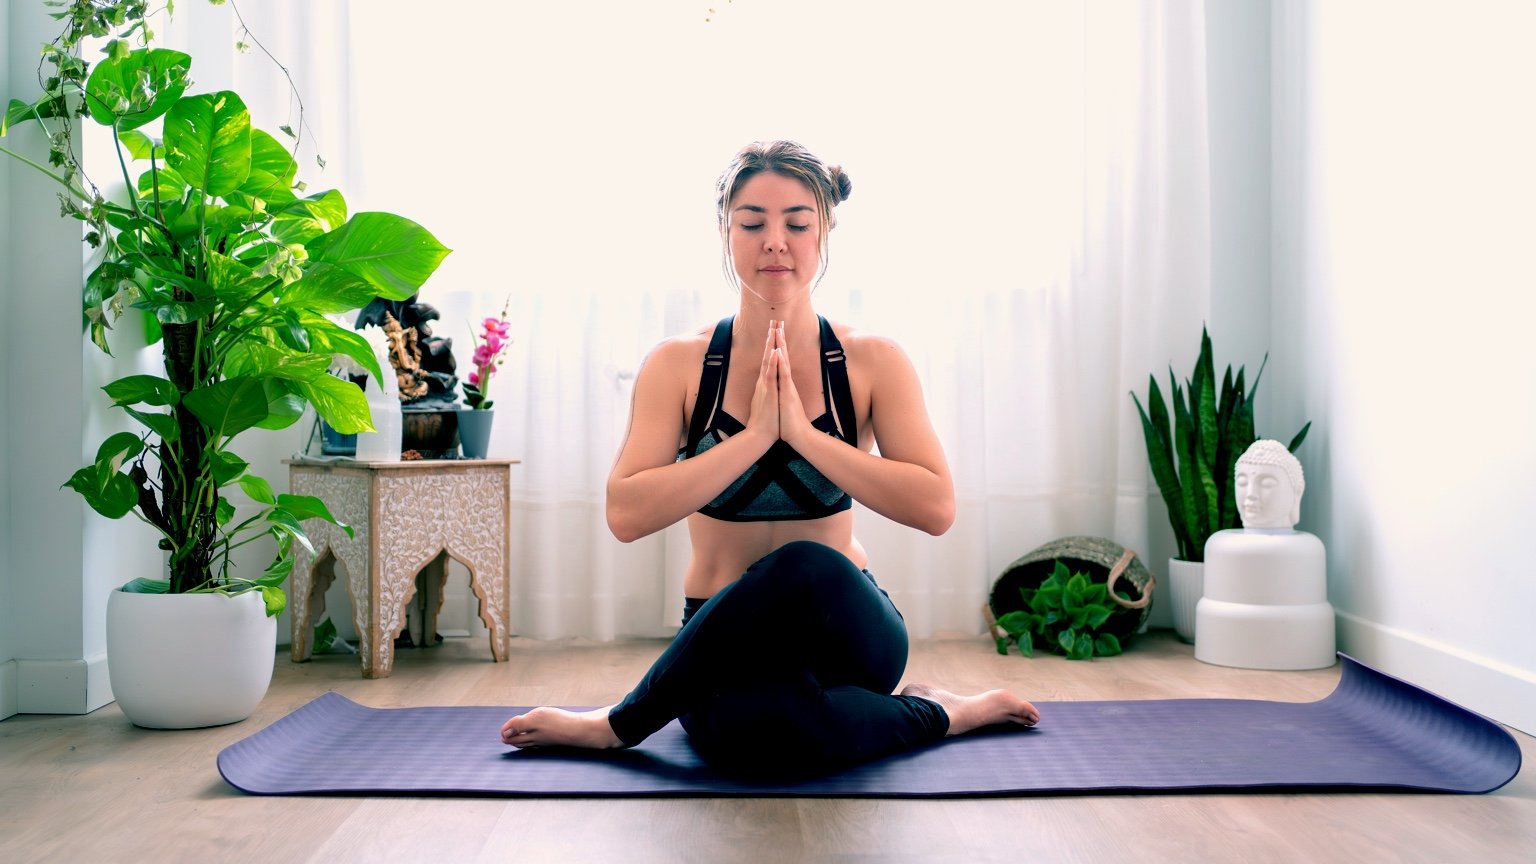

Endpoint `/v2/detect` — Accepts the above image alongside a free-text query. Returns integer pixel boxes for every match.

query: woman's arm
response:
[779,330,955,535]
[604,331,780,542]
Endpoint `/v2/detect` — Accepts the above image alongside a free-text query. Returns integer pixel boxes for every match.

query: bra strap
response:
[685,315,735,452]
[819,316,857,444]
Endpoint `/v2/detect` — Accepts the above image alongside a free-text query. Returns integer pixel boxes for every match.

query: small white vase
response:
[1167,558,1204,643]
[106,588,276,729]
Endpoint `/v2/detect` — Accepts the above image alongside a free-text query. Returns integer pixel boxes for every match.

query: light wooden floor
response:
[2,631,1531,863]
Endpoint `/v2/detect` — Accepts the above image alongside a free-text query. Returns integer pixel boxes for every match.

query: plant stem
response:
[109,122,145,220]
[0,143,92,201]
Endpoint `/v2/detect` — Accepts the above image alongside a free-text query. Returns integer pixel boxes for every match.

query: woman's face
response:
[726,171,822,303]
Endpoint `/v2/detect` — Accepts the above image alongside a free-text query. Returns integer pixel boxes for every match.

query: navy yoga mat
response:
[218,655,1521,797]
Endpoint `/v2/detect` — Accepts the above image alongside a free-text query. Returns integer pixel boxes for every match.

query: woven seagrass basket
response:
[985,535,1156,647]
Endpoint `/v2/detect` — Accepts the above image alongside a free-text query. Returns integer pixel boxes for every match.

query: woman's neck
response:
[735,295,819,345]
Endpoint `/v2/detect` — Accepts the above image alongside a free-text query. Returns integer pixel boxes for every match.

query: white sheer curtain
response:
[185,0,1210,640]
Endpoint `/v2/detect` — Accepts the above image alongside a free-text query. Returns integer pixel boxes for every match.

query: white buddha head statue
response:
[1234,439,1305,529]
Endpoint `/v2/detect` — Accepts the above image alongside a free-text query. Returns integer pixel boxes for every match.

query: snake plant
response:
[1131,327,1309,562]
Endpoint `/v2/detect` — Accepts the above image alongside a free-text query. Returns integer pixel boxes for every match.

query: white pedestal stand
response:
[1195,528,1336,670]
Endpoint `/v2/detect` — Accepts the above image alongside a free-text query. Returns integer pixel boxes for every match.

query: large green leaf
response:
[183,376,271,440]
[261,555,296,585]
[232,343,331,382]
[272,190,347,246]
[204,249,269,308]
[83,48,191,131]
[298,312,385,383]
[136,163,188,203]
[238,473,277,505]
[122,407,179,442]
[165,91,252,198]
[3,95,69,134]
[254,379,306,431]
[277,493,352,535]
[215,495,236,527]
[209,451,250,488]
[265,510,316,555]
[94,431,146,471]
[237,168,298,208]
[62,463,138,519]
[250,128,298,187]
[296,372,375,434]
[307,212,451,300]
[118,129,163,161]
[278,262,386,314]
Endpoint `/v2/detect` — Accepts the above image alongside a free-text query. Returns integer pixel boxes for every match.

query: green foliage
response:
[993,561,1128,661]
[6,2,450,612]
[313,617,338,654]
[1130,326,1310,562]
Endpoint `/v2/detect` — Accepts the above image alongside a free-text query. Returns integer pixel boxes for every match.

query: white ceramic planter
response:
[106,588,276,729]
[1167,558,1204,643]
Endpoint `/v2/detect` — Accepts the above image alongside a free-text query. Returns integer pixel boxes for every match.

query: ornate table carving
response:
[286,458,518,678]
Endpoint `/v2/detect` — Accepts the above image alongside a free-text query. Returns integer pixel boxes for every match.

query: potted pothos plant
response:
[1,0,449,726]
[1130,326,1308,642]
[992,561,1130,661]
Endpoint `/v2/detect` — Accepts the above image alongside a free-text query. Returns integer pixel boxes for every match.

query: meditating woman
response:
[500,140,1038,777]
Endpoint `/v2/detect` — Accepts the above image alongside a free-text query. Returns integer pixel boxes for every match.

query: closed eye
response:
[789,224,810,232]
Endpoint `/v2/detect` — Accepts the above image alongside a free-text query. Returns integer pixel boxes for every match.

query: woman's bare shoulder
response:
[828,321,911,368]
[637,324,714,381]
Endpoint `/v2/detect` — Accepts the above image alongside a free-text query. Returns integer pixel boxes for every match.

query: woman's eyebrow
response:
[733,204,817,214]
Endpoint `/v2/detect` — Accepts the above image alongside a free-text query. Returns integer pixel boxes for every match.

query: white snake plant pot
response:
[1167,558,1204,644]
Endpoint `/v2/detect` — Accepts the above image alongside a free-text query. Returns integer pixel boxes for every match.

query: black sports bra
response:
[678,315,857,521]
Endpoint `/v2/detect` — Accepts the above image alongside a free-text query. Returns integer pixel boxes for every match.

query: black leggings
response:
[607,540,949,778]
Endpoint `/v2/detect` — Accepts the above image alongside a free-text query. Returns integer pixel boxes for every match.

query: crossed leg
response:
[499,541,1039,773]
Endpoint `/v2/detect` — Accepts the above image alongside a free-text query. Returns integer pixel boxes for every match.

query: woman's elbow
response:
[605,504,648,543]
[917,495,955,536]
[605,482,643,543]
[924,509,955,537]
[607,513,641,543]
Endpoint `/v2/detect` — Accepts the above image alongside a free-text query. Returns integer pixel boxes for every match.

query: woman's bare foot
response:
[500,705,627,749]
[899,683,1040,736]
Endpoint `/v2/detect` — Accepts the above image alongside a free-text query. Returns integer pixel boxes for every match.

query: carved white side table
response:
[285,458,518,678]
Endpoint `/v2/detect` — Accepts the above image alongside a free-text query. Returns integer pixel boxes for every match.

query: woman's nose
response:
[763,229,787,252]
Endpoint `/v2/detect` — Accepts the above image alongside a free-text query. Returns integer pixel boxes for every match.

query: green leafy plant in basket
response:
[2,1,450,612]
[993,561,1127,660]
[1130,326,1310,562]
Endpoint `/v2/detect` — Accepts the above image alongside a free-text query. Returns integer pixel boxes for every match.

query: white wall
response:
[1205,0,1273,380]
[2,0,115,716]
[1,0,15,719]
[1270,1,1536,733]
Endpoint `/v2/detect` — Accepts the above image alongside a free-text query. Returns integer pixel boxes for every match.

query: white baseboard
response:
[1337,612,1535,736]
[14,654,114,715]
[0,661,17,720]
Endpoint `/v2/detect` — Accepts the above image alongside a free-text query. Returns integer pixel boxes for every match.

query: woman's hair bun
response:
[829,165,852,204]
